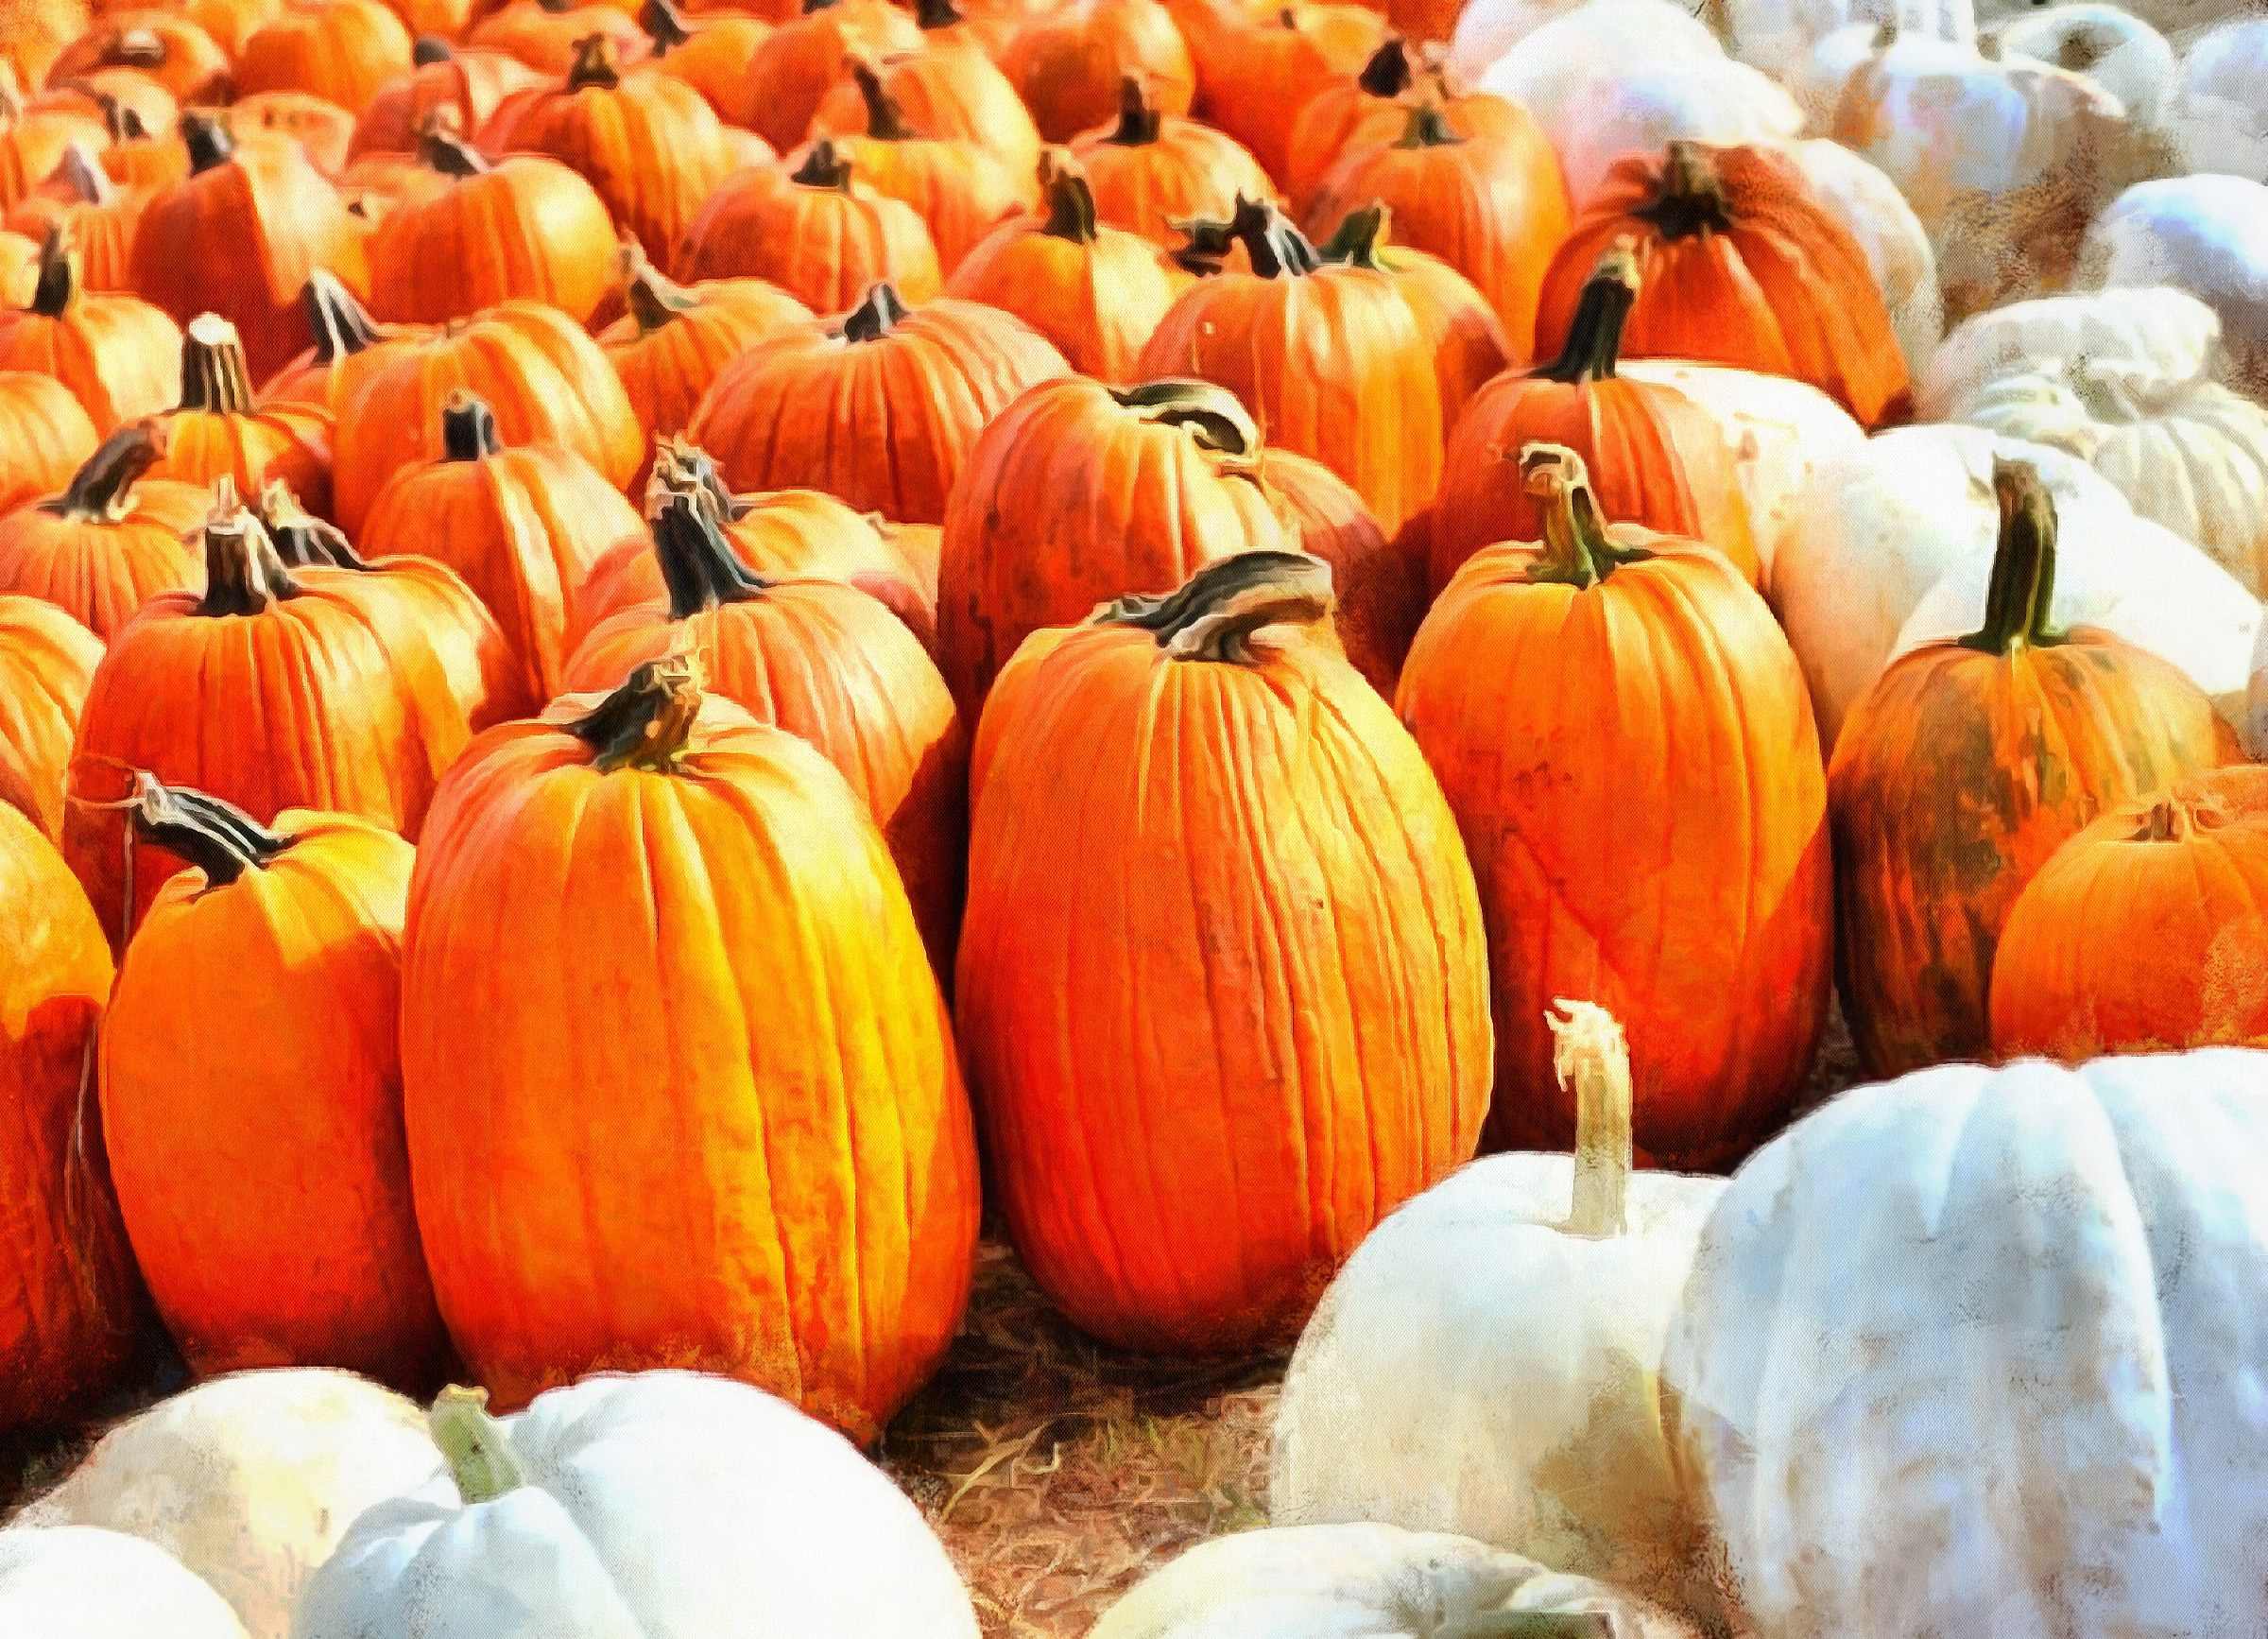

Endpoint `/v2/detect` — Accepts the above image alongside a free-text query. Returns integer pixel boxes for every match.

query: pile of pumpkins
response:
[0,0,2265,1628]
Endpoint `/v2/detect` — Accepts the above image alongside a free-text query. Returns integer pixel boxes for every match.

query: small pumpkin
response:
[0,1527,246,1639]
[347,39,545,157]
[633,0,772,123]
[1192,0,1386,182]
[144,314,333,515]
[1000,0,1194,144]
[0,368,96,513]
[13,141,154,292]
[809,14,1042,181]
[100,780,449,1389]
[735,0,921,148]
[1067,74,1274,247]
[467,0,649,74]
[677,140,943,313]
[233,0,417,111]
[1282,34,1417,207]
[688,283,1068,525]
[46,12,230,103]
[1829,458,2239,1078]
[0,224,179,432]
[0,422,205,641]
[0,592,98,839]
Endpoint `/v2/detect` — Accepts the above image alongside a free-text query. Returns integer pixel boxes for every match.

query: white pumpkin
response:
[1662,1048,2268,1639]
[0,1526,249,1639]
[1920,286,2268,591]
[1988,3,2178,124]
[1767,423,2256,749]
[2164,17,2268,181]
[2081,173,2268,401]
[290,1371,978,1639]
[1618,361,1867,575]
[17,1369,438,1639]
[2246,612,2268,756]
[1088,1524,1705,1639]
[1271,1004,1726,1613]
[1771,136,1943,375]
[1525,59,1805,205]
[1448,0,1719,94]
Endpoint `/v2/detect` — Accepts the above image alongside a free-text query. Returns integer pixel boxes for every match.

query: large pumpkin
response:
[99,781,447,1389]
[677,141,943,313]
[808,17,1042,181]
[400,658,981,1438]
[957,549,1491,1353]
[347,40,544,158]
[1191,0,1385,182]
[687,283,1068,525]
[144,314,334,515]
[0,422,206,641]
[0,1527,246,1639]
[0,368,96,513]
[734,0,921,147]
[0,591,99,839]
[0,225,180,433]
[1431,244,1758,594]
[1829,458,2239,1077]
[1068,75,1273,248]
[232,0,416,111]
[562,483,967,974]
[1000,0,1194,144]
[1536,140,1910,429]
[1400,442,1830,1166]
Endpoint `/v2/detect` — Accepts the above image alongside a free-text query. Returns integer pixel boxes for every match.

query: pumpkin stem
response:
[52,141,116,205]
[1520,443,1641,587]
[1106,76,1161,146]
[198,483,303,616]
[1961,458,2065,656]
[565,32,624,89]
[640,0,693,50]
[28,226,80,318]
[1550,1000,1633,1239]
[1395,99,1460,148]
[802,0,843,12]
[413,34,455,63]
[1315,202,1391,270]
[850,60,913,140]
[1357,36,1413,97]
[1111,378,1259,456]
[651,437,747,521]
[179,314,257,415]
[1100,549,1334,664]
[1537,242,1639,385]
[914,0,963,28]
[653,486,768,618]
[839,281,909,340]
[618,239,700,332]
[45,423,164,521]
[570,652,706,772]
[257,480,366,570]
[1180,197,1319,279]
[301,270,387,366]
[1039,158,1100,243]
[128,778,291,887]
[181,111,234,175]
[429,1388,525,1506]
[2132,797,2189,843]
[417,119,491,177]
[1632,140,1732,239]
[791,138,855,191]
[439,390,504,461]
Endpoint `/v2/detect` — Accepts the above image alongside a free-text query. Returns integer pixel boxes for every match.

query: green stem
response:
[1040,163,1100,243]
[1101,549,1334,664]
[257,481,366,570]
[1395,100,1460,148]
[1535,244,1639,385]
[1111,379,1258,456]
[428,1388,525,1506]
[418,123,491,178]
[565,32,623,90]
[1357,37,1413,97]
[28,227,79,318]
[301,271,387,366]
[1960,458,2065,655]
[569,654,706,773]
[1179,198,1318,279]
[1316,202,1391,269]
[180,315,257,415]
[913,0,962,28]
[182,111,234,175]
[128,779,290,886]
[1520,443,1640,588]
[851,61,912,141]
[413,34,454,63]
[640,0,692,51]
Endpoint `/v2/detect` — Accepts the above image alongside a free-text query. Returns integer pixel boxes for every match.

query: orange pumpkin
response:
[0,225,39,302]
[92,98,188,194]
[1399,442,1830,1165]
[598,240,813,484]
[959,548,1490,1353]
[47,11,229,103]
[1257,444,1415,693]
[144,314,334,515]
[0,369,96,513]
[677,140,942,311]
[400,654,981,1436]
[943,156,1189,380]
[0,800,138,1432]
[1430,243,1758,593]
[226,90,359,177]
[1192,0,1383,182]
[1,0,95,88]
[0,590,100,837]
[258,267,426,408]
[1001,0,1194,144]
[478,33,735,278]
[37,71,175,149]
[734,0,919,148]
[633,0,772,123]
[99,780,449,1389]
[0,224,180,432]
[359,391,644,698]
[1281,32,1410,205]
[563,482,967,972]
[1300,96,1569,355]
[348,38,545,157]
[9,141,151,292]
[809,21,1042,181]
[129,112,368,382]
[1068,74,1273,247]
[177,0,285,58]
[1830,459,2239,1078]
[1536,141,1911,428]
[467,0,649,74]
[0,422,206,641]
[363,124,616,322]
[234,0,416,111]
[689,284,1068,525]
[0,70,105,212]
[329,297,642,532]
[63,489,530,943]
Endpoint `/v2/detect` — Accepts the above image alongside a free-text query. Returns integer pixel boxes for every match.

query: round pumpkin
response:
[233,0,416,111]
[1259,446,1418,698]
[144,313,334,516]
[47,11,229,103]
[466,0,649,73]
[733,0,920,147]
[1281,33,1415,206]
[1000,0,1194,145]
[0,422,205,641]
[0,224,179,433]
[1192,0,1384,183]
[958,549,1491,1353]
[0,77,107,214]
[0,591,99,840]
[808,24,1042,182]
[0,1527,247,1639]
[9,140,151,294]
[1830,458,2240,1078]
[0,368,95,513]
[257,268,425,410]
[226,92,359,179]
[677,141,943,313]
[1068,74,1274,247]
[633,0,775,125]
[351,41,544,158]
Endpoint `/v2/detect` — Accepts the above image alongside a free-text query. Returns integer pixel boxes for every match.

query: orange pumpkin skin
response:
[1192,0,1383,182]
[1989,768,2268,1061]
[0,96,106,214]
[0,424,206,642]
[944,160,1191,381]
[936,373,1287,713]
[49,11,229,102]
[359,393,643,699]
[677,143,943,314]
[0,227,39,303]
[1399,444,1830,1166]
[64,500,530,946]
[633,1,774,124]
[329,298,642,534]
[0,369,96,514]
[1258,447,1415,694]
[1281,32,1410,205]
[0,230,180,434]
[0,591,100,838]
[467,0,649,76]
[129,114,369,382]
[1328,209,1511,450]
[228,92,359,178]
[258,269,430,410]
[688,285,1070,526]
[13,147,154,294]
[362,129,617,324]
[1537,141,1911,429]
[401,660,981,1437]
[1301,96,1570,358]
[1068,76,1273,247]
[1001,0,1194,144]
[1431,246,1758,594]
[0,802,138,1432]
[562,487,968,974]
[0,0,92,89]
[1830,462,2241,1079]
[146,316,335,517]
[735,0,920,147]
[959,550,1491,1354]
[178,0,287,56]
[100,792,448,1389]
[809,34,1043,183]
[479,35,736,280]
[234,0,416,112]
[348,42,545,158]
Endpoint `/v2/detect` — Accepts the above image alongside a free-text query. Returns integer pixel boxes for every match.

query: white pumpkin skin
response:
[1664,1049,2268,1639]
[1771,136,1943,376]
[2082,174,2268,401]
[1528,59,1804,204]
[1989,3,2177,124]
[17,1369,438,1639]
[0,1526,249,1639]
[2165,17,2268,182]
[1088,1524,1706,1639]
[290,1371,979,1639]
[1449,0,1718,95]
